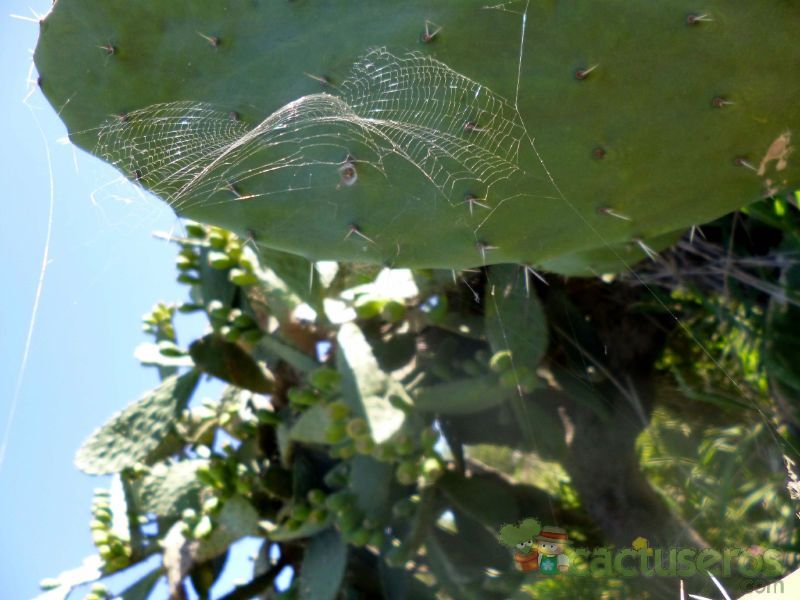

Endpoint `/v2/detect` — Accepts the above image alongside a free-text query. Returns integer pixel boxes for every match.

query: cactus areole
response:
[35,0,799,275]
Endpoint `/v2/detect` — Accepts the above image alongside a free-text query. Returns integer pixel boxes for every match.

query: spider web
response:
[95,48,528,215]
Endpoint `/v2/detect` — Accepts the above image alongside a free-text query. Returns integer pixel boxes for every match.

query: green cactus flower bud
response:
[327,401,350,421]
[323,464,349,489]
[285,518,303,531]
[324,422,347,444]
[368,530,386,548]
[240,328,264,344]
[309,367,342,393]
[420,426,439,450]
[381,300,406,323]
[177,273,202,285]
[39,578,60,591]
[336,507,363,534]
[384,546,410,568]
[182,508,198,522]
[288,388,319,407]
[291,504,311,522]
[308,508,329,524]
[421,457,444,483]
[256,409,281,426]
[202,496,221,514]
[354,437,375,454]
[395,461,419,486]
[307,489,327,506]
[349,527,372,547]
[184,223,206,238]
[354,299,384,320]
[232,312,256,329]
[325,491,354,513]
[393,434,415,456]
[194,515,214,539]
[208,250,232,269]
[392,495,420,519]
[372,443,397,463]
[345,417,369,439]
[208,232,226,249]
[230,268,258,286]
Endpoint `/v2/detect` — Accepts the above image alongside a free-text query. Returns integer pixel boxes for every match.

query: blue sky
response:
[0,3,264,598]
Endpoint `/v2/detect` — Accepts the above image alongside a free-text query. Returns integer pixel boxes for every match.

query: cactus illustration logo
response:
[498,518,570,574]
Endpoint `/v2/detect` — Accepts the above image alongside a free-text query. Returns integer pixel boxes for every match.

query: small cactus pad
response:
[35,1,800,273]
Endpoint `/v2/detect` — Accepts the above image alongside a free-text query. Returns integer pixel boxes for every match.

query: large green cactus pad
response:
[34,0,800,273]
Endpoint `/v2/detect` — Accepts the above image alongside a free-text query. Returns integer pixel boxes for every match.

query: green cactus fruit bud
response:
[309,368,342,393]
[393,434,415,456]
[395,461,419,486]
[178,303,204,314]
[193,515,214,539]
[230,268,258,286]
[368,530,386,548]
[325,491,354,513]
[235,478,250,496]
[176,255,196,270]
[323,464,349,489]
[334,442,356,460]
[354,437,375,455]
[206,300,227,320]
[307,489,327,506]
[288,388,319,407]
[177,274,202,286]
[285,518,303,532]
[392,496,420,519]
[354,299,384,320]
[388,394,412,413]
[308,508,329,524]
[231,312,256,329]
[240,328,264,344]
[349,527,372,547]
[92,530,110,546]
[157,340,184,356]
[336,507,363,534]
[238,256,256,272]
[256,409,281,426]
[489,351,513,373]
[208,232,226,249]
[384,546,410,568]
[218,325,239,342]
[327,401,350,421]
[291,504,311,522]
[93,509,112,524]
[182,508,198,522]
[208,250,233,269]
[381,300,407,323]
[39,579,60,591]
[324,423,347,444]
[85,594,101,600]
[90,520,108,531]
[499,370,518,389]
[105,556,130,573]
[372,443,397,463]
[345,417,369,439]
[420,427,439,450]
[202,496,221,514]
[97,544,113,559]
[421,457,444,483]
[184,223,206,238]
[90,583,109,595]
[196,464,217,486]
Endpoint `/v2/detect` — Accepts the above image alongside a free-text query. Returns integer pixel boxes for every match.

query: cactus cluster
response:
[34,0,800,274]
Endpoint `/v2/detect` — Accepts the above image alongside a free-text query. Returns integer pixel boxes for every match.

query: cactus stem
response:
[304,72,332,86]
[197,32,220,48]
[712,96,733,108]
[345,224,374,244]
[575,64,599,80]
[420,20,442,43]
[734,156,758,172]
[597,206,632,221]
[338,159,358,187]
[462,193,490,215]
[686,13,712,25]
[634,237,658,261]
[98,43,115,55]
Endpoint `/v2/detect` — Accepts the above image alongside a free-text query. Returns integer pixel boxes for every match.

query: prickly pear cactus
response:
[34,0,800,274]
